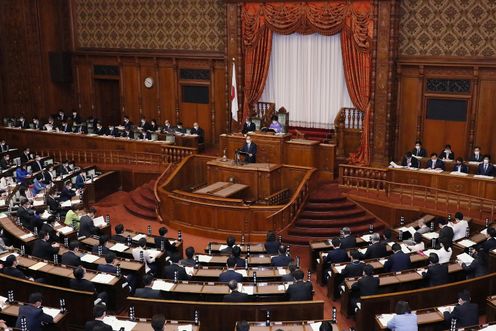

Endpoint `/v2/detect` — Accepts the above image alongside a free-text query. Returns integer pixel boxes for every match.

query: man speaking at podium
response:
[240,136,257,163]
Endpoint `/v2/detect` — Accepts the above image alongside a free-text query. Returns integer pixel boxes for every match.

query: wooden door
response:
[94,79,121,126]
[179,84,211,144]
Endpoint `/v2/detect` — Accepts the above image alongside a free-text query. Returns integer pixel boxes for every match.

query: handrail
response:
[153,163,175,203]
[266,168,318,232]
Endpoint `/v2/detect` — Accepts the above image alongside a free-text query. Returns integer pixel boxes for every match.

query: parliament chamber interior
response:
[1,0,496,330]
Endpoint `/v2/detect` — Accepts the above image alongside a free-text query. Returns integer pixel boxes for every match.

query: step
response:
[124,201,157,220]
[129,190,156,211]
[304,201,356,211]
[299,208,365,219]
[307,196,346,204]
[287,223,385,238]
[140,189,157,204]
[295,215,376,228]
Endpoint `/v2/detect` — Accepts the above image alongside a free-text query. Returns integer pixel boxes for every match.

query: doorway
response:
[94,79,121,125]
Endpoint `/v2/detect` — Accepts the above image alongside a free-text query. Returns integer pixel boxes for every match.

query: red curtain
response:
[241,1,373,164]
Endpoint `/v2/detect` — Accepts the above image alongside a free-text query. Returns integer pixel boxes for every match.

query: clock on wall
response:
[144,77,154,89]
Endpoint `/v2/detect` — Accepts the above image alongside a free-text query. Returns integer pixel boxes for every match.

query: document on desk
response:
[479,325,496,331]
[457,239,476,248]
[416,268,426,276]
[42,307,61,319]
[41,210,52,219]
[0,296,7,309]
[152,280,175,291]
[197,255,212,263]
[218,244,228,251]
[474,175,495,180]
[185,267,194,276]
[132,233,147,241]
[109,243,128,252]
[0,252,18,261]
[422,232,439,239]
[450,171,468,176]
[91,274,115,284]
[56,226,73,235]
[81,254,100,263]
[334,265,346,274]
[240,285,254,295]
[277,268,287,275]
[309,322,323,331]
[177,325,193,331]
[29,262,47,271]
[361,234,373,242]
[92,216,106,227]
[378,258,388,266]
[237,269,248,277]
[20,233,34,240]
[377,314,395,327]
[102,316,137,331]
[147,249,161,259]
[457,252,474,265]
[60,200,72,208]
[397,226,417,236]
[358,248,367,255]
[437,305,455,314]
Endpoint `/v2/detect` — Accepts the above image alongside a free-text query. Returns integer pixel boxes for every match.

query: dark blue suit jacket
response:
[444,302,479,327]
[75,174,85,189]
[452,164,468,173]
[384,251,411,272]
[240,142,257,163]
[264,241,279,255]
[97,263,118,274]
[271,254,292,267]
[15,304,53,331]
[478,163,494,176]
[219,270,243,283]
[324,248,350,267]
[426,159,445,170]
[340,236,357,249]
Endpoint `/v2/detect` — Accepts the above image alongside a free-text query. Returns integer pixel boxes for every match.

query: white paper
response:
[422,232,439,239]
[81,254,100,263]
[398,226,417,235]
[132,234,147,241]
[277,268,287,275]
[416,268,426,276]
[218,244,228,251]
[91,274,115,284]
[277,285,286,291]
[334,265,346,274]
[240,285,254,295]
[450,171,468,176]
[29,262,47,270]
[309,322,322,331]
[237,270,247,277]
[151,280,175,291]
[0,252,18,261]
[41,210,52,220]
[378,314,395,327]
[60,200,72,208]
[56,226,73,235]
[42,307,61,319]
[481,228,488,236]
[20,233,34,240]
[0,296,7,309]
[437,305,455,314]
[474,175,494,179]
[185,267,194,276]
[361,234,373,242]
[358,248,367,255]
[400,244,411,254]
[178,325,193,331]
[197,255,212,263]
[457,239,476,248]
[147,249,161,259]
[32,199,43,206]
[102,316,137,331]
[479,325,496,331]
[457,252,474,265]
[378,258,388,266]
[109,243,128,252]
[92,216,106,227]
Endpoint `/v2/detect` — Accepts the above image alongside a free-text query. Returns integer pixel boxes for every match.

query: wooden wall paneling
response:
[157,61,176,124]
[121,62,140,122]
[139,59,158,122]
[214,61,227,143]
[226,3,242,132]
[475,69,496,158]
[75,58,93,118]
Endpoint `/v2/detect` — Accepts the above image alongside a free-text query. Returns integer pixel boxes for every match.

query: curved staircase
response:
[283,182,385,245]
[124,180,158,220]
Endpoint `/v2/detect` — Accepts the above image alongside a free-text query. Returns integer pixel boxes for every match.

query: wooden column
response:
[226,2,242,133]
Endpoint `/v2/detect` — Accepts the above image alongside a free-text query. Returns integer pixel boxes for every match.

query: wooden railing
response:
[263,188,290,205]
[266,168,318,231]
[334,107,364,157]
[339,164,496,221]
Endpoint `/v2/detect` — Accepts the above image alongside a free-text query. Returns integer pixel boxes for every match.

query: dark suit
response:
[264,241,279,255]
[97,263,118,274]
[0,158,11,170]
[462,256,487,278]
[383,251,411,272]
[242,122,256,134]
[154,236,176,254]
[58,165,71,176]
[42,171,54,184]
[0,143,8,152]
[271,254,292,267]
[163,263,189,281]
[351,275,379,297]
[422,263,448,286]
[240,142,257,163]
[361,242,388,260]
[287,281,313,301]
[20,153,32,164]
[17,120,30,129]
[179,258,196,267]
[412,147,427,157]
[443,302,479,328]
[233,257,246,268]
[17,206,38,230]
[134,287,162,299]
[84,320,113,331]
[59,187,76,202]
[111,234,127,244]
[482,237,496,253]
[31,161,44,173]
[340,235,357,249]
[61,251,81,267]
[218,270,243,283]
[32,239,59,260]
[426,159,445,170]
[469,153,484,162]
[174,126,186,134]
[40,223,59,244]
[15,304,53,331]
[94,127,108,136]
[341,261,365,278]
[223,290,250,302]
[439,150,455,160]
[91,245,110,256]
[478,163,494,176]
[79,215,97,237]
[75,174,85,189]
[122,130,135,139]
[3,266,29,279]
[190,127,205,143]
[324,248,350,266]
[452,163,468,173]
[108,128,120,137]
[401,156,419,168]
[70,278,96,292]
[61,124,72,133]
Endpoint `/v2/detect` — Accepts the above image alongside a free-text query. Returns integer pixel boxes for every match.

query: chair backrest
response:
[165,134,176,143]
[274,107,289,133]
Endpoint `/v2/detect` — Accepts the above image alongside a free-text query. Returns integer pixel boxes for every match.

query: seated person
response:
[61,240,82,267]
[271,245,293,267]
[20,148,33,164]
[42,165,55,184]
[57,160,72,176]
[264,231,280,255]
[31,176,46,196]
[111,224,126,243]
[239,136,257,163]
[323,238,350,269]
[135,274,162,299]
[449,212,468,241]
[386,301,418,331]
[15,165,30,184]
[84,304,112,331]
[122,116,133,130]
[70,267,96,292]
[478,156,494,176]
[482,227,496,252]
[422,253,448,286]
[16,115,29,129]
[350,264,379,310]
[231,246,245,268]
[219,257,243,283]
[384,243,411,272]
[40,217,61,244]
[121,127,134,139]
[400,151,419,168]
[286,270,313,301]
[382,229,394,243]
[30,155,44,173]
[282,262,298,282]
[79,207,98,237]
[31,231,59,260]
[154,226,177,255]
[74,172,86,189]
[438,218,454,246]
[432,239,453,264]
[174,122,186,134]
[0,139,8,152]
[268,115,283,133]
[15,292,54,331]
[17,198,42,231]
[2,254,32,280]
[236,321,250,331]
[43,117,56,131]
[340,227,357,249]
[241,117,256,134]
[470,146,484,162]
[108,125,120,137]
[359,233,387,260]
[440,144,455,160]
[151,314,166,331]
[97,252,118,274]
[426,153,444,170]
[31,117,44,130]
[179,246,195,267]
[92,235,110,256]
[220,236,236,255]
[64,205,83,229]
[190,122,204,143]
[462,248,487,278]
[223,279,250,302]
[342,250,366,278]
[132,237,158,274]
[452,157,468,173]
[59,182,76,202]
[162,252,188,281]
[60,121,72,133]
[443,290,478,328]
[0,154,11,170]
[162,120,173,133]
[404,232,425,252]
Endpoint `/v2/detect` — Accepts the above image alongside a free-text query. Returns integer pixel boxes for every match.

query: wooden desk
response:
[309,236,368,271]
[104,316,200,331]
[487,295,496,323]
[0,300,67,330]
[194,254,273,267]
[219,133,291,164]
[83,170,121,206]
[190,266,290,282]
[241,320,338,331]
[205,242,267,254]
[194,182,248,198]
[375,307,446,330]
[127,297,324,331]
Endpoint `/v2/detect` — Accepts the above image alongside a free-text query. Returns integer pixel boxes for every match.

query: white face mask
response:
[484,159,489,164]
[475,151,480,155]
[194,126,198,130]
[415,145,420,149]
[246,140,251,144]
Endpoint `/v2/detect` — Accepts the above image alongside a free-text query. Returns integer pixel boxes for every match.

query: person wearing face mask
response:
[469,146,484,162]
[440,144,455,160]
[411,140,426,157]
[43,116,55,131]
[60,120,72,133]
[0,140,9,152]
[94,122,108,136]
[240,136,257,163]
[162,120,173,133]
[108,125,120,137]
[452,157,468,173]
[426,153,444,170]
[122,116,133,130]
[401,151,419,168]
[174,122,186,134]
[71,110,82,124]
[242,117,256,134]
[190,122,204,143]
[31,117,43,130]
[478,156,494,176]
[16,115,29,129]
[31,155,44,173]
[0,154,11,170]
[268,115,283,133]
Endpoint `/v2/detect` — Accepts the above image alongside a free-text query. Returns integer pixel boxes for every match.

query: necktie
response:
[458,166,461,172]
[432,161,435,169]
[485,164,488,172]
